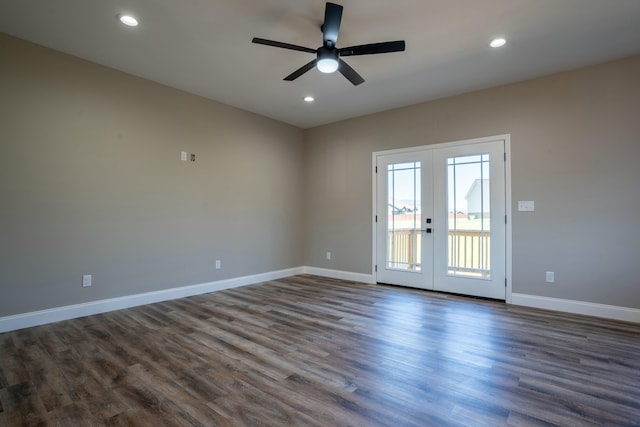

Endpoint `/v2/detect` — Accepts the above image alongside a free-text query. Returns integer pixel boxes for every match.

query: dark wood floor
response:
[1,275,639,426]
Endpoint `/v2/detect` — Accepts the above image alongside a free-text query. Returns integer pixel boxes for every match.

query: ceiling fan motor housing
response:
[317,46,339,73]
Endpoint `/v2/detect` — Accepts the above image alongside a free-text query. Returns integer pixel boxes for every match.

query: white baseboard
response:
[0,267,304,333]
[511,293,640,324]
[302,266,375,284]
[5,269,637,333]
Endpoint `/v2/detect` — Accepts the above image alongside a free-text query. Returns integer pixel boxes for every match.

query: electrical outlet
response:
[190,153,196,162]
[545,271,555,283]
[82,274,92,287]
[215,260,221,269]
[326,251,331,260]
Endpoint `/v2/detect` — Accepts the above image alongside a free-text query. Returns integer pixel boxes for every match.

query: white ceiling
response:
[2,0,640,129]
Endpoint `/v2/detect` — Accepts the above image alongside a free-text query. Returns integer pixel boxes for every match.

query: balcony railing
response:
[387,230,422,270]
[447,229,490,277]
[387,229,490,277]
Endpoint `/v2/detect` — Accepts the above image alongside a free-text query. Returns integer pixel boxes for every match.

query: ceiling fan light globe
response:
[317,58,339,73]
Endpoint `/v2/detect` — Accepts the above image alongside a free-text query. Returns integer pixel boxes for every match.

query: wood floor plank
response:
[18,344,74,412]
[1,274,640,426]
[207,374,328,427]
[0,381,49,426]
[126,362,230,427]
[47,401,94,427]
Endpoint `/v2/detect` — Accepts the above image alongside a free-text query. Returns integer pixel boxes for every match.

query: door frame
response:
[371,134,513,303]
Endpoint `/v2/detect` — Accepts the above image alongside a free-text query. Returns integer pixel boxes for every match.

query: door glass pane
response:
[447,154,490,278]
[387,162,421,271]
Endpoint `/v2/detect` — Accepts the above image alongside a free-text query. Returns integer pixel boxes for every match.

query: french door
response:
[375,138,507,300]
[375,150,433,289]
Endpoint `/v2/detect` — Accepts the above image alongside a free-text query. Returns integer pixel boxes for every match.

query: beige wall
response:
[304,55,640,309]
[0,34,304,316]
[2,32,639,318]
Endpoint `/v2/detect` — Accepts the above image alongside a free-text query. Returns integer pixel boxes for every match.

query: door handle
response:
[424,218,432,233]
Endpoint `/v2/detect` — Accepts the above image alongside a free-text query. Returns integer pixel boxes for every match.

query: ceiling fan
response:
[252,2,405,86]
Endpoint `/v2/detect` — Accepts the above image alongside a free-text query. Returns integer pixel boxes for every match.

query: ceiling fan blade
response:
[339,40,406,56]
[338,59,365,86]
[322,2,343,46]
[284,59,318,81]
[252,37,316,54]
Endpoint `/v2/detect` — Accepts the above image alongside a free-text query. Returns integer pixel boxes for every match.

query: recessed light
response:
[118,14,139,27]
[303,96,315,102]
[490,38,506,48]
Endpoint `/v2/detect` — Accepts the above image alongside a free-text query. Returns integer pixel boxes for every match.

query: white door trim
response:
[372,134,512,302]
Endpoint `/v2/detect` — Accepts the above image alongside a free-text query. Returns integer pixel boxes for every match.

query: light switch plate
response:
[518,201,535,211]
